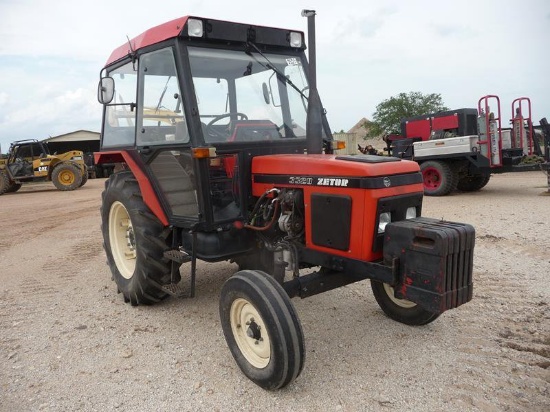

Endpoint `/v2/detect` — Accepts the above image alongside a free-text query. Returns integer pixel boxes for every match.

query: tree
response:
[366,92,448,138]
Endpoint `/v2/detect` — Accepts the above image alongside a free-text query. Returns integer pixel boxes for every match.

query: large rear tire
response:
[420,160,457,196]
[101,171,172,305]
[219,270,305,390]
[370,280,439,326]
[457,173,490,192]
[52,163,82,191]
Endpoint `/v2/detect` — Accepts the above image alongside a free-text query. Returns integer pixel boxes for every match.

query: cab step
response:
[163,249,192,264]
[158,282,188,298]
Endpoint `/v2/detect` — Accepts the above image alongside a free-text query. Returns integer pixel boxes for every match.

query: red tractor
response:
[96,11,475,389]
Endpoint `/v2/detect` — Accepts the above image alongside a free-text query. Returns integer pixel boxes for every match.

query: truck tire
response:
[0,171,10,195]
[420,160,457,196]
[457,174,490,192]
[370,281,439,326]
[52,163,82,191]
[219,270,305,390]
[101,171,172,305]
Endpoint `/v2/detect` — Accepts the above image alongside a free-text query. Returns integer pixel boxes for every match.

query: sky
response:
[0,0,549,151]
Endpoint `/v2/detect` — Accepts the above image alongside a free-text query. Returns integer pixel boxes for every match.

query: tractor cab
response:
[6,140,49,179]
[96,16,332,234]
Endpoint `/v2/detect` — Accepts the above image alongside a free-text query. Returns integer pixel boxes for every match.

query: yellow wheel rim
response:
[383,283,417,309]
[109,201,136,279]
[58,169,75,185]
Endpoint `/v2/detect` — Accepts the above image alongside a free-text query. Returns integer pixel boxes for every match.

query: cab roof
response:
[106,16,189,66]
[105,15,305,67]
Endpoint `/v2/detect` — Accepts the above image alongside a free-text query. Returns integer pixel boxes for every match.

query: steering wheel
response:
[205,112,248,139]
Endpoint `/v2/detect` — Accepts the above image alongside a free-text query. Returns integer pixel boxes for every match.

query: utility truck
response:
[385,96,550,196]
[96,11,475,389]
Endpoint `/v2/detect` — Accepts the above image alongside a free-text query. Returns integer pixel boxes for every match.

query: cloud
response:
[431,24,474,38]
[0,92,8,106]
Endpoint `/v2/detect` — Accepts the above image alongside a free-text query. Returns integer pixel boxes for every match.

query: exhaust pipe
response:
[302,9,323,155]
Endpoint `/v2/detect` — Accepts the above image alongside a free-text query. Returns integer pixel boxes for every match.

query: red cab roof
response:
[106,16,189,66]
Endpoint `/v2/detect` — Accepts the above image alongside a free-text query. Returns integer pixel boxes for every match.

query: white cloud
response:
[0,92,8,106]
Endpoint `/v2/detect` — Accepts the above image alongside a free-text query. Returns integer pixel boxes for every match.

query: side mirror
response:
[97,77,115,104]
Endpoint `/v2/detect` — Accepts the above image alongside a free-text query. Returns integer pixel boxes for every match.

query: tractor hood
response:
[251,154,423,196]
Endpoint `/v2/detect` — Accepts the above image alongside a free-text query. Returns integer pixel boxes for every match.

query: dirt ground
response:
[1,172,549,412]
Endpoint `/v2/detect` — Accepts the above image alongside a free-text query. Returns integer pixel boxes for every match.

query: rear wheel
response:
[370,280,439,326]
[52,163,82,191]
[219,270,305,390]
[420,160,457,196]
[101,171,172,305]
[457,173,490,192]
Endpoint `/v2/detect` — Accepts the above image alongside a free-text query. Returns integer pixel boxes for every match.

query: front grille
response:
[373,193,423,253]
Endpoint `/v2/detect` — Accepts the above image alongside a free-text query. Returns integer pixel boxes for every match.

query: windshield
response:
[188,47,309,144]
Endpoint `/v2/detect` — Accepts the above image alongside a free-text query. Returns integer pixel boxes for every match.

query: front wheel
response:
[370,280,439,326]
[101,171,172,305]
[52,163,82,191]
[219,270,305,390]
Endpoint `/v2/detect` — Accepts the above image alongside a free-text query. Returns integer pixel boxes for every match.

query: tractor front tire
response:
[220,270,305,390]
[370,280,439,326]
[420,160,457,196]
[101,171,172,305]
[52,163,82,191]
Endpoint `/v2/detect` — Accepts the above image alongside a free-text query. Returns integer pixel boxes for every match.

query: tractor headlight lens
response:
[378,212,391,233]
[405,207,417,219]
[289,32,302,47]
[188,19,204,37]
[71,156,83,161]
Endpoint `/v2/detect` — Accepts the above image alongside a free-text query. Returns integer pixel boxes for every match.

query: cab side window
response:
[138,48,189,146]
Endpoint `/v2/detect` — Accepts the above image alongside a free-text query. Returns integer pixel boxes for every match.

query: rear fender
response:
[95,151,168,226]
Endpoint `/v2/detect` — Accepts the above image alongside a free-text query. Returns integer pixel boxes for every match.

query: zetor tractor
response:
[96,11,475,389]
[0,139,87,195]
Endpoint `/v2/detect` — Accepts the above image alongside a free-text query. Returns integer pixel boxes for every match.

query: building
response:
[42,130,100,154]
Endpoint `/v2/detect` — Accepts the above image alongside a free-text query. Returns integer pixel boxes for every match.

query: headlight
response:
[405,207,417,219]
[188,19,204,37]
[71,156,83,161]
[378,212,391,233]
[289,32,303,47]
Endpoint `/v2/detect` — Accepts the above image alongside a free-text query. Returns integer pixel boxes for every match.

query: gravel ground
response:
[1,172,549,412]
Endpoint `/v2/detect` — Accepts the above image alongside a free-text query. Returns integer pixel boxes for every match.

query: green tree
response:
[366,92,448,137]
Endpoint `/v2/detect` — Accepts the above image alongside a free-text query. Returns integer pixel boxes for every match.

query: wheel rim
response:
[422,167,441,189]
[230,298,271,369]
[109,201,136,280]
[58,169,75,185]
[383,283,417,309]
